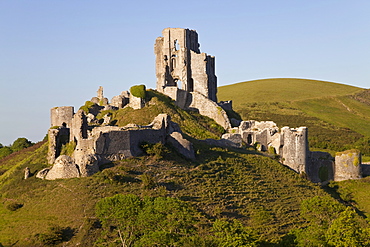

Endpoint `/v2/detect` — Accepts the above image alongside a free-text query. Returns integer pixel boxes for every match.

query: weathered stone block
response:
[334,150,362,181]
[221,133,243,148]
[167,132,195,160]
[45,155,80,180]
[50,106,74,128]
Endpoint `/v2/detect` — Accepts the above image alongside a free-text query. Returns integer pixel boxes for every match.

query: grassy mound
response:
[0,138,331,245]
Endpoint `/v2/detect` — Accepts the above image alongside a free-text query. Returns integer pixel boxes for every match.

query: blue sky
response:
[1,0,369,145]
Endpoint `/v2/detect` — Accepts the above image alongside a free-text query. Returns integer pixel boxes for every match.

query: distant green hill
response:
[218,78,363,104]
[218,78,370,157]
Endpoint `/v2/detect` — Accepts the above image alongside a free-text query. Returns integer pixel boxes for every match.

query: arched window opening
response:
[247,134,253,145]
[177,80,182,89]
[174,39,180,51]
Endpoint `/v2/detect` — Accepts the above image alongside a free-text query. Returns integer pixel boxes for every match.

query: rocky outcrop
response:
[74,153,100,177]
[45,155,80,180]
[36,167,51,180]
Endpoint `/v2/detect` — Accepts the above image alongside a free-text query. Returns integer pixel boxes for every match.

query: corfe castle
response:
[38,28,363,183]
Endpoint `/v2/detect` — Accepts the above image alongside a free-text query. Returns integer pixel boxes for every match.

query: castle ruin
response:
[155,28,231,130]
[41,27,364,183]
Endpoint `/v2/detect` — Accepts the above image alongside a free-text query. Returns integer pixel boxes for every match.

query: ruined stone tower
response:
[155,28,217,102]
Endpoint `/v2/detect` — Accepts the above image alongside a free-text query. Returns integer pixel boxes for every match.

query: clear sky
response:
[1,0,369,145]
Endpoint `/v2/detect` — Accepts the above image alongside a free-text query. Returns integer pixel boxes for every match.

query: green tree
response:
[95,194,199,246]
[11,137,33,152]
[292,196,346,246]
[326,208,369,247]
[212,219,259,247]
[96,194,142,246]
[0,146,12,159]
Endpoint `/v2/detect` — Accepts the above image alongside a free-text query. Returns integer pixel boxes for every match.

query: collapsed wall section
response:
[188,92,231,130]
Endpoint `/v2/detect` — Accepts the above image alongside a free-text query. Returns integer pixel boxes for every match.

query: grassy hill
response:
[218,78,363,104]
[218,78,370,157]
[1,87,370,246]
[0,90,344,246]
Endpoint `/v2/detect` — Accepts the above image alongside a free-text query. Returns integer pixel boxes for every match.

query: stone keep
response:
[155,28,217,102]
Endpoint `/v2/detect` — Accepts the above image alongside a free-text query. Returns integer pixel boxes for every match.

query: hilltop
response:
[2,25,370,246]
[0,85,369,245]
[0,89,333,246]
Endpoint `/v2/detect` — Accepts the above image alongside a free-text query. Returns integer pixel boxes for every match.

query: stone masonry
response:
[155,28,231,130]
[43,27,364,183]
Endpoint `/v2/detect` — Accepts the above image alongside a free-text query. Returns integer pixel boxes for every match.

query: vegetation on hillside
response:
[0,137,34,160]
[1,82,370,245]
[218,78,370,156]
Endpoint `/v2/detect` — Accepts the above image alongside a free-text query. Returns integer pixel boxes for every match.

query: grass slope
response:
[218,78,370,156]
[218,78,362,105]
[0,91,331,246]
[0,141,328,245]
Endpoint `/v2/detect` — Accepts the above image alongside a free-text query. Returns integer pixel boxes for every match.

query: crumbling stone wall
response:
[47,127,70,164]
[50,106,74,128]
[188,92,231,130]
[155,28,217,100]
[154,28,231,131]
[281,127,309,174]
[307,151,334,183]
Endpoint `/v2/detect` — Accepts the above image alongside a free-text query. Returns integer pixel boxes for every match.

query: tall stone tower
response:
[154,28,217,102]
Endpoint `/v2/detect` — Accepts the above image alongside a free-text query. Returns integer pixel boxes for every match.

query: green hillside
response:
[2,90,366,246]
[218,78,363,104]
[218,78,370,157]
[1,88,370,246]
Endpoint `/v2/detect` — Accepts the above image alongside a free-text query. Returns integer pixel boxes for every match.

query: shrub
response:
[140,173,157,189]
[79,101,96,114]
[140,142,169,160]
[60,141,76,156]
[5,201,23,211]
[0,146,13,159]
[11,138,34,152]
[130,85,146,99]
[37,225,64,245]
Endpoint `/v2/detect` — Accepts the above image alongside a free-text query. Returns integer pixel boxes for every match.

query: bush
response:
[5,201,23,211]
[130,85,146,99]
[140,173,157,189]
[0,146,13,159]
[60,141,77,156]
[79,101,96,114]
[11,137,33,152]
[140,142,169,160]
